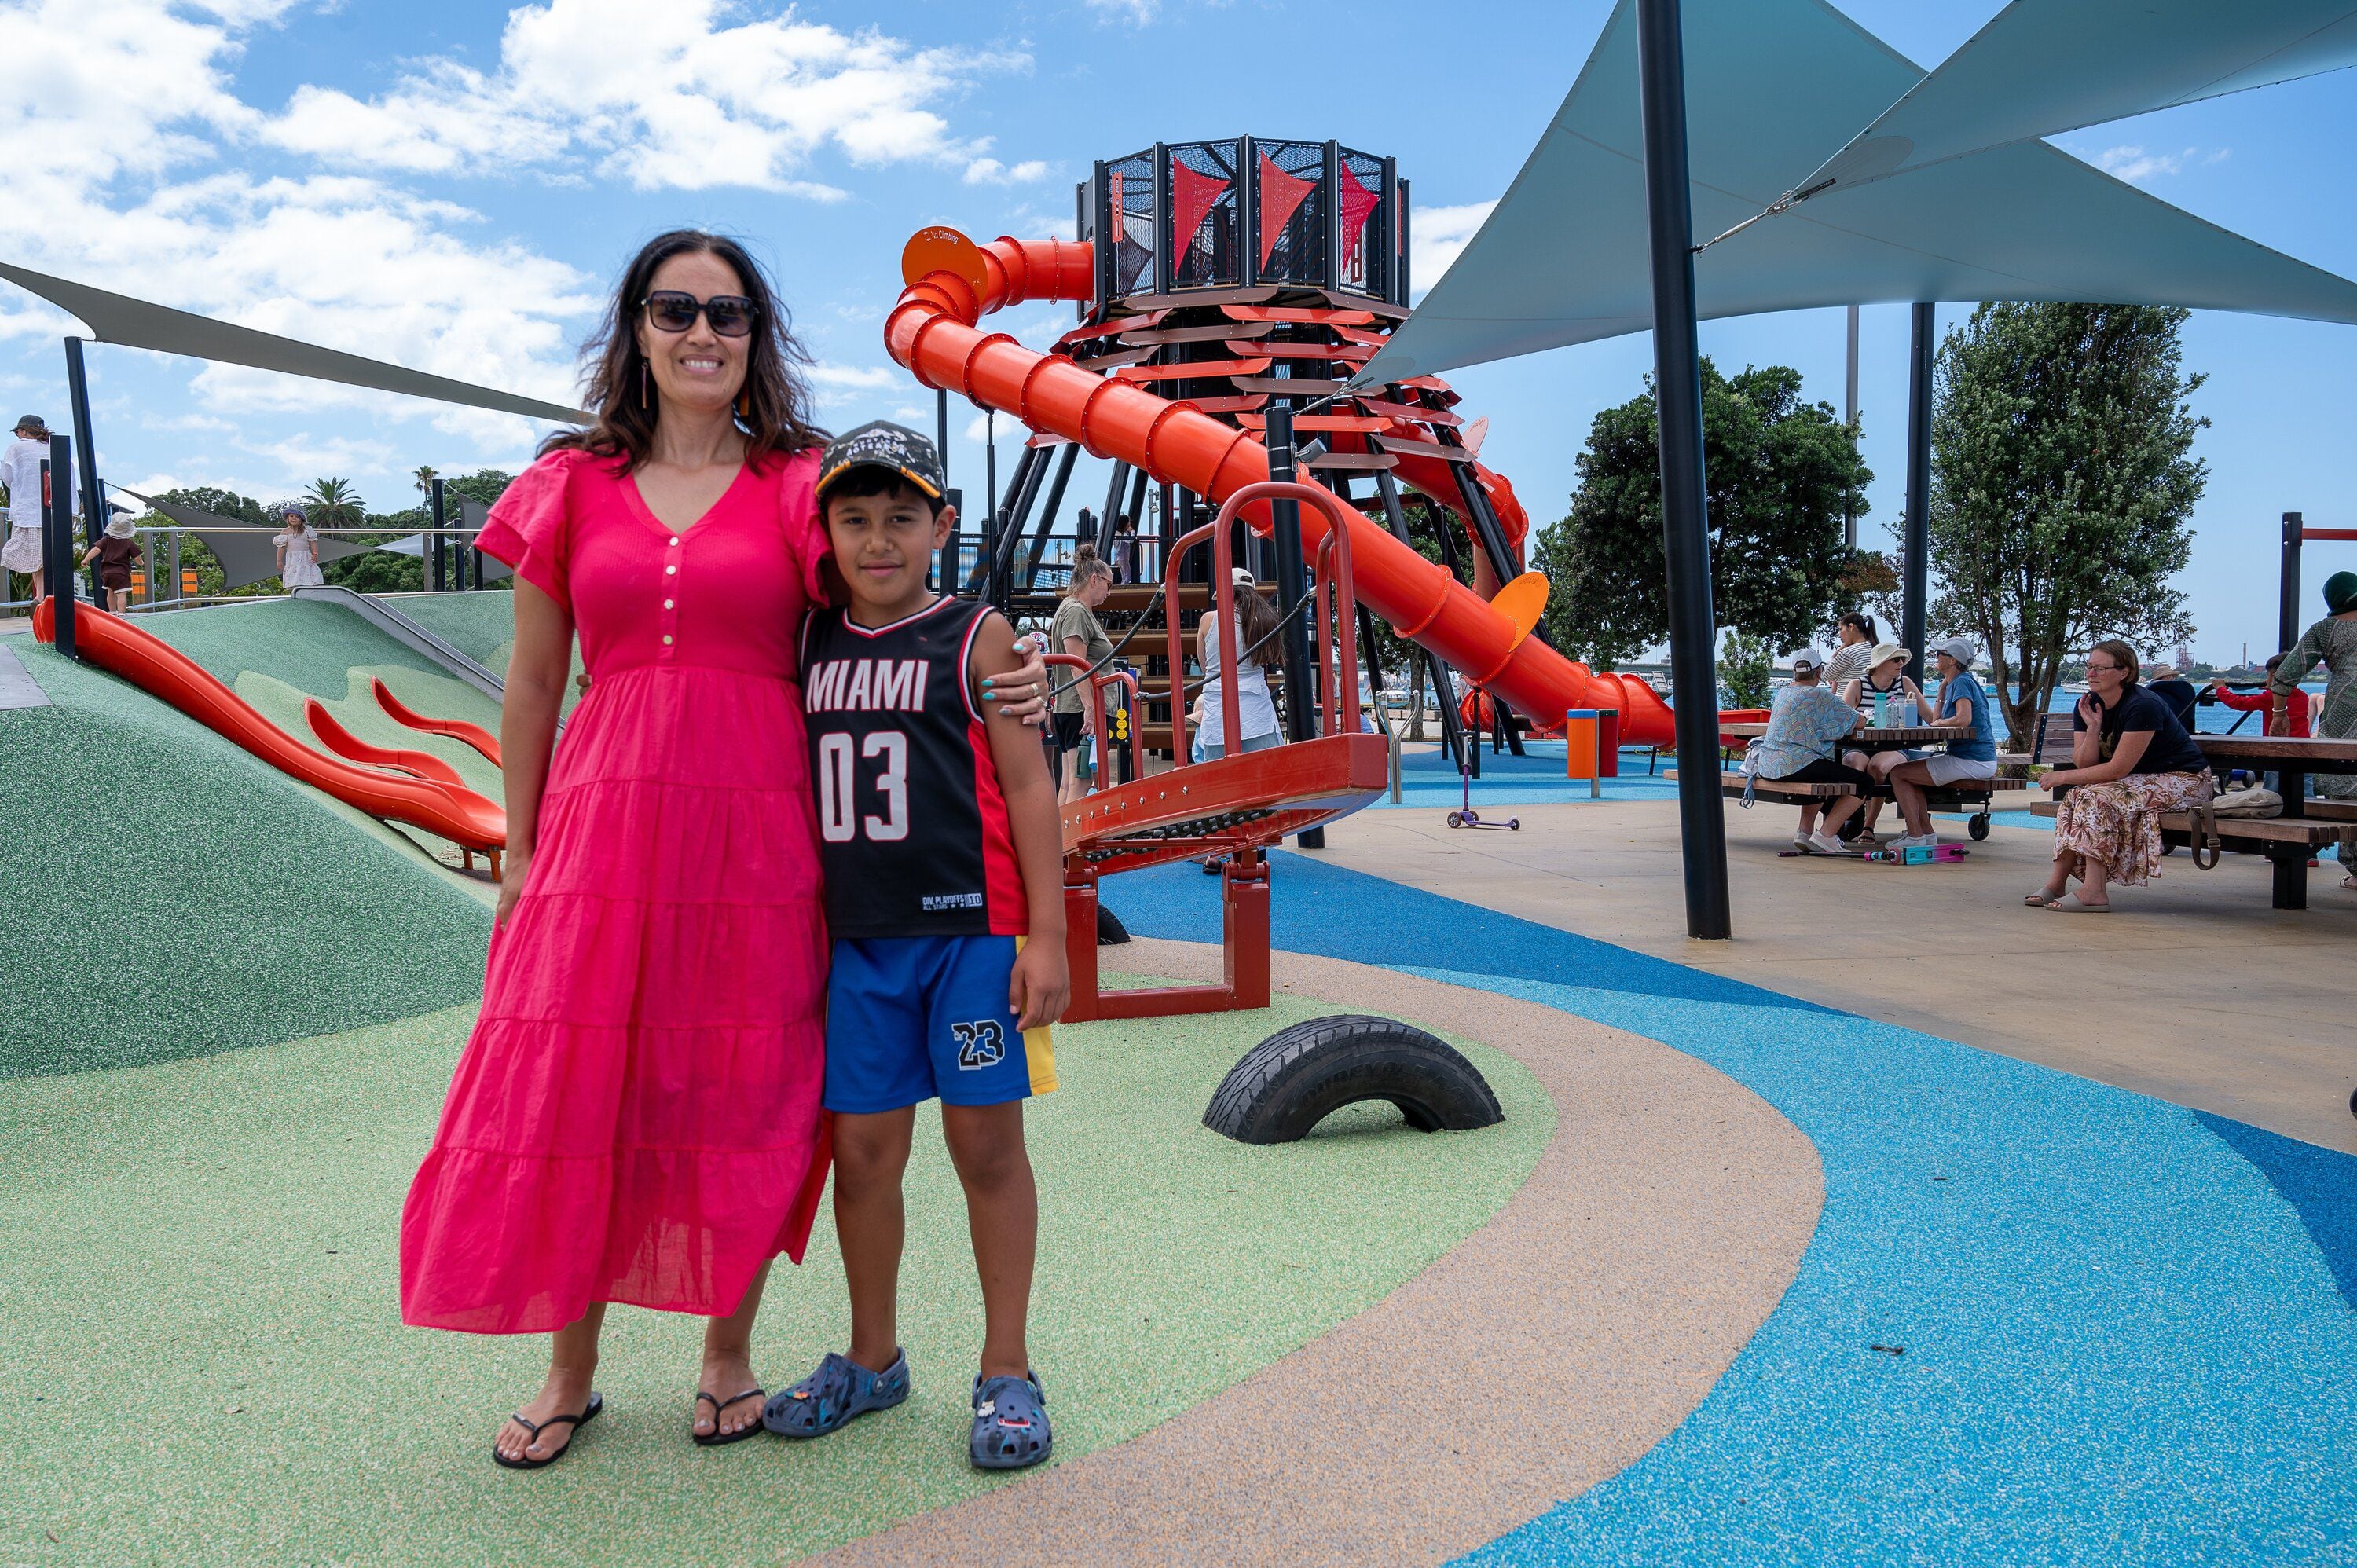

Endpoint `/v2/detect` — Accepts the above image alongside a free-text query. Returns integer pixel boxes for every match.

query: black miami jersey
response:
[800,595,1028,940]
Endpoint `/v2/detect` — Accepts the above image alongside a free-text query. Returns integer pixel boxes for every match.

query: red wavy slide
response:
[35,599,506,853]
[884,227,1677,747]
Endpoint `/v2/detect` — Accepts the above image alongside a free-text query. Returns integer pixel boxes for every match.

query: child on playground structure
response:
[79,513,144,613]
[766,420,1070,1470]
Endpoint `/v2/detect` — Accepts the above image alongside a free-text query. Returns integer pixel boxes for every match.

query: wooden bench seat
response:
[1671,768,2020,837]
[2024,797,2344,908]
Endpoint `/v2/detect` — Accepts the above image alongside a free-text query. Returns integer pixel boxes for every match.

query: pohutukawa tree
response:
[1537,360,1869,668]
[1928,302,2204,749]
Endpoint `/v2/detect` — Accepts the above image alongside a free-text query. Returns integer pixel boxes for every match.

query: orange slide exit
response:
[34,599,506,855]
[884,227,1676,748]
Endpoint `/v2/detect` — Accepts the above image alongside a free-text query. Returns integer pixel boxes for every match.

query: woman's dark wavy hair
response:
[544,229,823,471]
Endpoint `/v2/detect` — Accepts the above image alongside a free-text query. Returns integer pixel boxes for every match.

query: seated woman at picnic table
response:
[2268,569,2357,889]
[2030,639,2211,913]
[1832,639,1922,844]
[1855,638,1997,852]
[1758,647,1869,856]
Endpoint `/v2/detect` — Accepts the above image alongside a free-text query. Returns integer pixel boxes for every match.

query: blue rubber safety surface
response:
[1115,853,2357,1566]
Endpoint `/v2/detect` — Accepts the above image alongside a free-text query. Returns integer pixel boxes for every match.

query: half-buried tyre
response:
[1096,903,1131,945]
[1203,1014,1504,1145]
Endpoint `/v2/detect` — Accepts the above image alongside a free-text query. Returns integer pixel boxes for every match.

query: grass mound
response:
[0,644,491,1079]
[0,988,1549,1564]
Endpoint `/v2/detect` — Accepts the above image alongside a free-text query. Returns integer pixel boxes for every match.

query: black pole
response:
[1373,467,1467,771]
[1901,301,1934,687]
[44,441,75,658]
[1023,441,1082,587]
[937,387,951,488]
[430,478,448,592]
[984,412,999,545]
[2280,511,2304,655]
[64,339,104,606]
[1636,0,1731,940]
[1266,402,1324,848]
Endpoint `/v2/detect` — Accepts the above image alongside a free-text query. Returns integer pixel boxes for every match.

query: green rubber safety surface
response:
[380,589,523,674]
[0,646,493,1079]
[0,991,1549,1565]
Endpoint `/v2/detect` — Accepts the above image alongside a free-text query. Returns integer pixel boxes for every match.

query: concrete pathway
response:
[0,643,47,709]
[1305,799,2357,1153]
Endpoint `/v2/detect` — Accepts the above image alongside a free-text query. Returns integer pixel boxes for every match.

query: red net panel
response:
[1170,157,1232,272]
[1258,153,1317,268]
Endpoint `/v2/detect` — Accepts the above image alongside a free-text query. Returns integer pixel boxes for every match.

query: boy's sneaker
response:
[970,1371,1052,1470]
[764,1350,910,1439]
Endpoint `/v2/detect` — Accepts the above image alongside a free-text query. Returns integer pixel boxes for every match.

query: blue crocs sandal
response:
[970,1371,1051,1470]
[763,1350,910,1439]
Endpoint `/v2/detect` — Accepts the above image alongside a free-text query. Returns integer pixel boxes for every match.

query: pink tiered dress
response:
[400,445,832,1335]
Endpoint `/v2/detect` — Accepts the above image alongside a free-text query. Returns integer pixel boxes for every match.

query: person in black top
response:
[2030,639,2214,911]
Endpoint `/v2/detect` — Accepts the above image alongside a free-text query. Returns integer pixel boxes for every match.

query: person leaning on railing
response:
[1050,545,1116,805]
[2269,569,2357,890]
[2029,639,2211,913]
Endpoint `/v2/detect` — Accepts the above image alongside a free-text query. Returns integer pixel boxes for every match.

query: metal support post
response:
[937,387,951,488]
[65,338,105,606]
[44,441,75,658]
[1901,300,1934,686]
[430,478,448,592]
[1636,0,1731,939]
[1844,303,1860,551]
[2280,511,2304,655]
[1265,401,1324,848]
[1024,441,1081,588]
[1373,467,1467,772]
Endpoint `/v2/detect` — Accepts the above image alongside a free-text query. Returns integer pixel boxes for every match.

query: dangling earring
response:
[639,361,650,410]
[736,386,752,420]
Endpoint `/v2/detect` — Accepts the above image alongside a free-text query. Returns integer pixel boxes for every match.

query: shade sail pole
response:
[1903,302,1934,685]
[1636,0,1732,940]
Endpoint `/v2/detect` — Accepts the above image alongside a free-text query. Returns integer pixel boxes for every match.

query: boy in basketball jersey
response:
[765,422,1069,1470]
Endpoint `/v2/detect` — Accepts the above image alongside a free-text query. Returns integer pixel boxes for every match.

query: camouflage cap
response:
[816,420,944,501]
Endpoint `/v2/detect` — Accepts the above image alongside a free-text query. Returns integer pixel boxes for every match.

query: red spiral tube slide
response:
[883,228,1674,747]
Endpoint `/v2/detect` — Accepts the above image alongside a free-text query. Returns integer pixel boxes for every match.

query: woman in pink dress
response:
[398,231,1044,1466]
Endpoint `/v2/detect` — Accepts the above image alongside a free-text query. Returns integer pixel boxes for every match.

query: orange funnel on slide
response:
[34,599,506,853]
[883,228,1673,748]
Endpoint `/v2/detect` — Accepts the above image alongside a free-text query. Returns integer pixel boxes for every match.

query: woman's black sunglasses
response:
[641,291,760,338]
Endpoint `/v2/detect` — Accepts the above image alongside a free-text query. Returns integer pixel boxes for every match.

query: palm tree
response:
[413,464,439,500]
[304,478,361,529]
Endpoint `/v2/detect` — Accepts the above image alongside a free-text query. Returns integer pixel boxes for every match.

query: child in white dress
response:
[273,508,325,588]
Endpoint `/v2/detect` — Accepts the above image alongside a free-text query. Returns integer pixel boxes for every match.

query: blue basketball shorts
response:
[823,935,1058,1114]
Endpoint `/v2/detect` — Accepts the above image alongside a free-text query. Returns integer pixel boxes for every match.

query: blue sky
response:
[2,0,2351,662]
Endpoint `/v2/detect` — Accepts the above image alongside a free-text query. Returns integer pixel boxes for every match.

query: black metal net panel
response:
[1105,150,1157,297]
[1337,147,1389,299]
[1168,140,1242,290]
[1255,140,1329,288]
[1396,178,1412,304]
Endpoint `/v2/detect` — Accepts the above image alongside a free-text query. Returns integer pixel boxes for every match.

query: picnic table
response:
[1717,722,1949,746]
[1692,721,2019,841]
[2192,736,2357,907]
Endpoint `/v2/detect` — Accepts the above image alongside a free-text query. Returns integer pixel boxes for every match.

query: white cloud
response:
[808,362,896,390]
[1409,200,1497,297]
[2090,145,2231,184]
[964,156,1050,185]
[1085,0,1160,22]
[258,0,1036,196]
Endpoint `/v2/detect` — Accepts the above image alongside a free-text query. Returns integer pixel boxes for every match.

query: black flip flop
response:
[493,1391,603,1471]
[693,1386,768,1447]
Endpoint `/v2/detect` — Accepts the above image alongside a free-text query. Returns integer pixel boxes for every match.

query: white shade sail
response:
[1358,0,2357,387]
[1796,0,2357,200]
[0,262,589,426]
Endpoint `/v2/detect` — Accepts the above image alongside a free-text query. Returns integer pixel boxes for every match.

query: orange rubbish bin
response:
[1565,708,1602,798]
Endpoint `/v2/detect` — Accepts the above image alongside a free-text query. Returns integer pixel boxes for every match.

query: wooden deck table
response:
[2193,735,2357,907]
[1717,722,1951,747]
